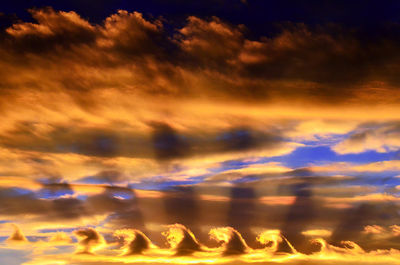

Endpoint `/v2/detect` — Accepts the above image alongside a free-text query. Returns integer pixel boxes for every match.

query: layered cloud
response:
[333,122,400,154]
[1,6,400,265]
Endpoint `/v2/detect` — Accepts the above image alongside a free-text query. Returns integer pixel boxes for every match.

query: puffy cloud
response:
[48,232,72,244]
[6,8,93,36]
[5,7,96,52]
[391,225,400,236]
[98,10,163,53]
[363,225,386,235]
[176,16,244,68]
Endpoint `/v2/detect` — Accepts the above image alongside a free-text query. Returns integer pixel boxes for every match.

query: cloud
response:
[2,223,400,265]
[48,232,72,244]
[1,7,400,264]
[286,120,359,141]
[0,120,297,165]
[162,224,202,255]
[74,228,105,254]
[333,123,400,154]
[256,230,290,253]
[311,160,400,173]
[6,224,28,243]
[363,225,386,235]
[391,225,400,236]
[302,229,332,237]
[113,229,153,255]
[2,9,400,197]
[2,8,400,120]
[5,7,96,52]
[97,10,163,55]
[176,16,244,68]
[209,227,249,255]
[151,122,190,160]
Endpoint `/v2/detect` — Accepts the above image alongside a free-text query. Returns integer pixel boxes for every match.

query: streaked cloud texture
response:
[0,2,400,264]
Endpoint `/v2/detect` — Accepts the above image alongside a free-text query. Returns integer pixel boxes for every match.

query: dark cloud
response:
[278,182,316,254]
[79,170,125,184]
[151,122,190,160]
[330,204,373,248]
[0,122,150,158]
[0,121,289,160]
[220,128,277,152]
[329,202,400,251]
[0,186,130,222]
[0,188,48,216]
[96,188,147,236]
[2,8,400,105]
[227,185,257,248]
[40,182,74,197]
[51,197,87,219]
[1,6,400,263]
[175,16,244,70]
[4,7,97,53]
[98,10,169,59]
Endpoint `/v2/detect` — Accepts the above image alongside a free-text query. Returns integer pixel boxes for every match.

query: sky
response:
[1,1,400,264]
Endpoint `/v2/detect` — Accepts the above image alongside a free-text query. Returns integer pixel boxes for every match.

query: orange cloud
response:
[333,123,400,154]
[74,228,106,254]
[6,224,28,243]
[1,7,400,265]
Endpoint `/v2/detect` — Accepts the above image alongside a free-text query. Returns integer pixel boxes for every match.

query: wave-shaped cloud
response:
[3,224,400,265]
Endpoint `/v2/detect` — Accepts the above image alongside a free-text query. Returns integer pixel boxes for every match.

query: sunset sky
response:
[1,1,400,264]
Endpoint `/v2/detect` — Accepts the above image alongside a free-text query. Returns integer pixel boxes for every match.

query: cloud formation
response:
[6,224,28,243]
[74,228,105,254]
[1,6,400,265]
[3,224,400,265]
[333,122,400,154]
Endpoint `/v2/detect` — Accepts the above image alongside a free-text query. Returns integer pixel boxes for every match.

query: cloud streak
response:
[1,5,400,265]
